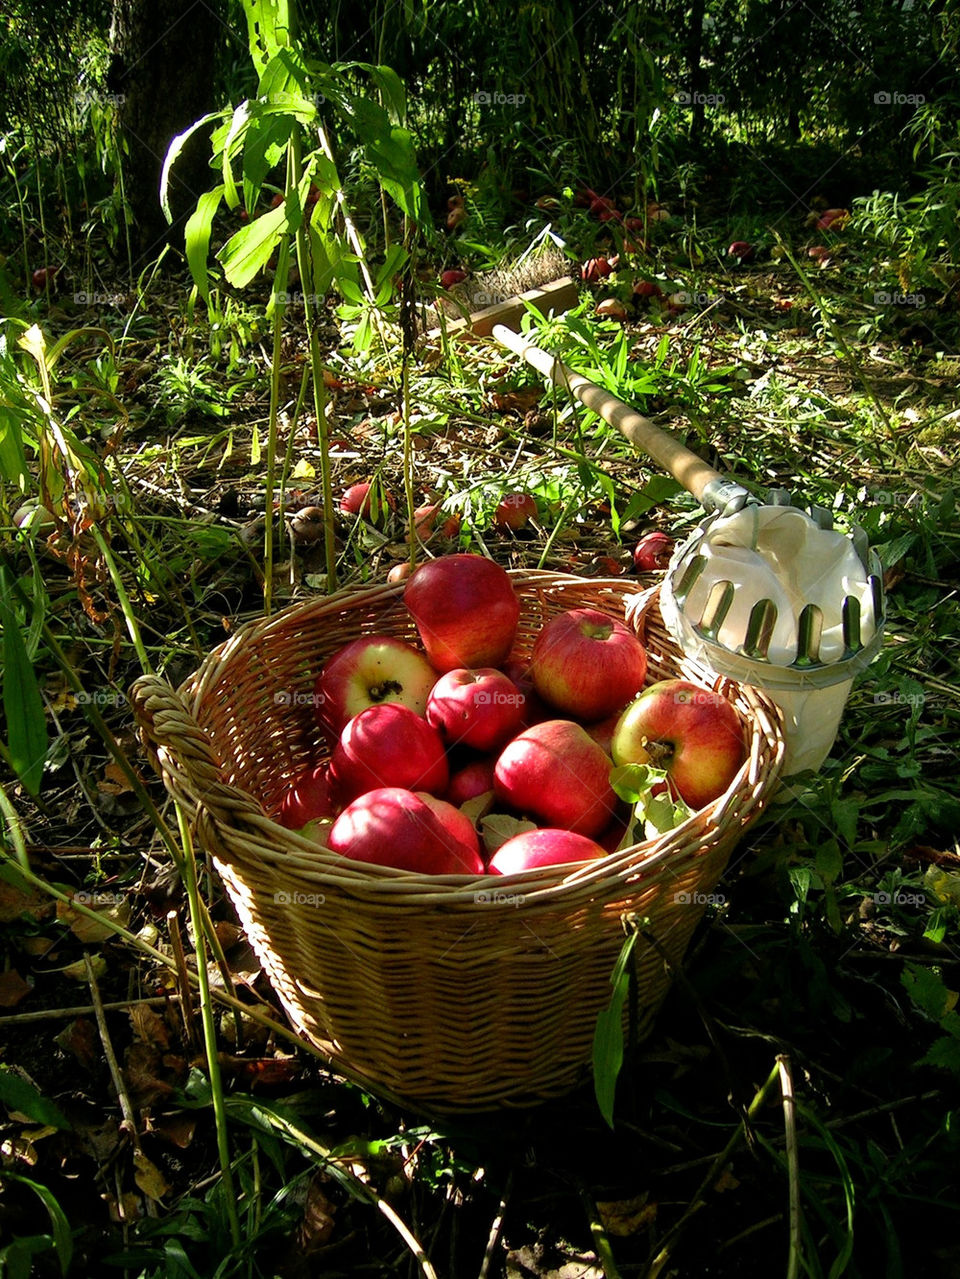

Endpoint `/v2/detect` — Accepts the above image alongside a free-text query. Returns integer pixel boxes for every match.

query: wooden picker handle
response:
[492,323,723,505]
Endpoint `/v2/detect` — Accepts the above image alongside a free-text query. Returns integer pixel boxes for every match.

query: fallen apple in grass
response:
[312,635,438,740]
[330,703,449,802]
[440,268,468,289]
[404,554,520,673]
[611,679,746,811]
[340,481,395,525]
[595,298,628,321]
[727,241,755,262]
[494,719,617,838]
[531,607,647,722]
[581,257,614,282]
[632,530,675,571]
[494,493,537,530]
[426,667,524,752]
[329,787,484,874]
[488,828,606,875]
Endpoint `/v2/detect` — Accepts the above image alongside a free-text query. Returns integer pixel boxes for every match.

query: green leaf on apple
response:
[610,763,692,840]
[480,812,537,856]
[460,790,496,828]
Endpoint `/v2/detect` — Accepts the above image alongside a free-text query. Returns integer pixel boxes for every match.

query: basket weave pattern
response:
[132,572,784,1112]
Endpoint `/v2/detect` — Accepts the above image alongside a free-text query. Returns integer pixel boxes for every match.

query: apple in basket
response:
[611,679,746,810]
[530,607,647,721]
[277,763,340,832]
[328,787,485,874]
[493,719,617,839]
[426,667,525,752]
[330,703,449,803]
[312,635,438,740]
[404,554,520,673]
[446,755,497,806]
[488,828,606,875]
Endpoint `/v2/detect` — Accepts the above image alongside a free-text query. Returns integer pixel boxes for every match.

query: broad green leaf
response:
[622,476,684,521]
[221,102,253,208]
[242,0,294,68]
[0,405,29,487]
[217,202,292,289]
[0,568,47,795]
[160,111,226,223]
[593,931,637,1128]
[2,1173,73,1276]
[258,46,312,100]
[815,839,843,886]
[242,113,295,209]
[0,1067,70,1129]
[184,186,225,300]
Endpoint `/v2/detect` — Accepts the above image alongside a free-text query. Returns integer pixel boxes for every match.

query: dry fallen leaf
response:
[60,953,108,981]
[129,1004,171,1049]
[714,1166,741,1193]
[54,1018,100,1070]
[133,1149,170,1201]
[58,893,130,943]
[299,1175,338,1250]
[103,1190,142,1223]
[596,1192,658,1236]
[0,880,52,924]
[0,969,32,1008]
[150,1113,197,1149]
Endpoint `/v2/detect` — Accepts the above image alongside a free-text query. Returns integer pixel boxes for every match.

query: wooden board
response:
[424,275,579,341]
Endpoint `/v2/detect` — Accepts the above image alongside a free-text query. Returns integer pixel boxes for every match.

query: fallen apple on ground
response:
[340,481,395,524]
[494,719,617,838]
[328,787,484,874]
[488,828,606,874]
[531,607,647,721]
[330,703,449,802]
[632,531,675,571]
[404,553,520,673]
[426,667,524,752]
[611,679,746,810]
[312,635,438,740]
[494,493,537,530]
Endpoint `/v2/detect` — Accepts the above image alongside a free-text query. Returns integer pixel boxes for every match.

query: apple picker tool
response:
[492,323,885,779]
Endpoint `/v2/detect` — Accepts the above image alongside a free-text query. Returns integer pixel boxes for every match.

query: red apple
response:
[584,713,622,756]
[446,756,497,806]
[410,503,461,542]
[488,828,606,875]
[633,279,662,299]
[426,667,524,751]
[530,607,647,721]
[727,241,755,262]
[404,554,520,673]
[632,531,675,571]
[494,493,537,530]
[595,298,628,321]
[32,266,59,291]
[501,660,551,728]
[340,481,395,524]
[581,257,614,282]
[440,268,468,289]
[329,787,485,874]
[611,679,746,810]
[417,791,481,858]
[330,703,449,802]
[494,719,617,838]
[312,635,438,741]
[277,763,339,830]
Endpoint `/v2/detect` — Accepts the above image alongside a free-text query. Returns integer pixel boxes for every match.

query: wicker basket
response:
[131,571,784,1113]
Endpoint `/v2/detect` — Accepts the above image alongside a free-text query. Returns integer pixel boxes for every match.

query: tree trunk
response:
[107,0,220,261]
